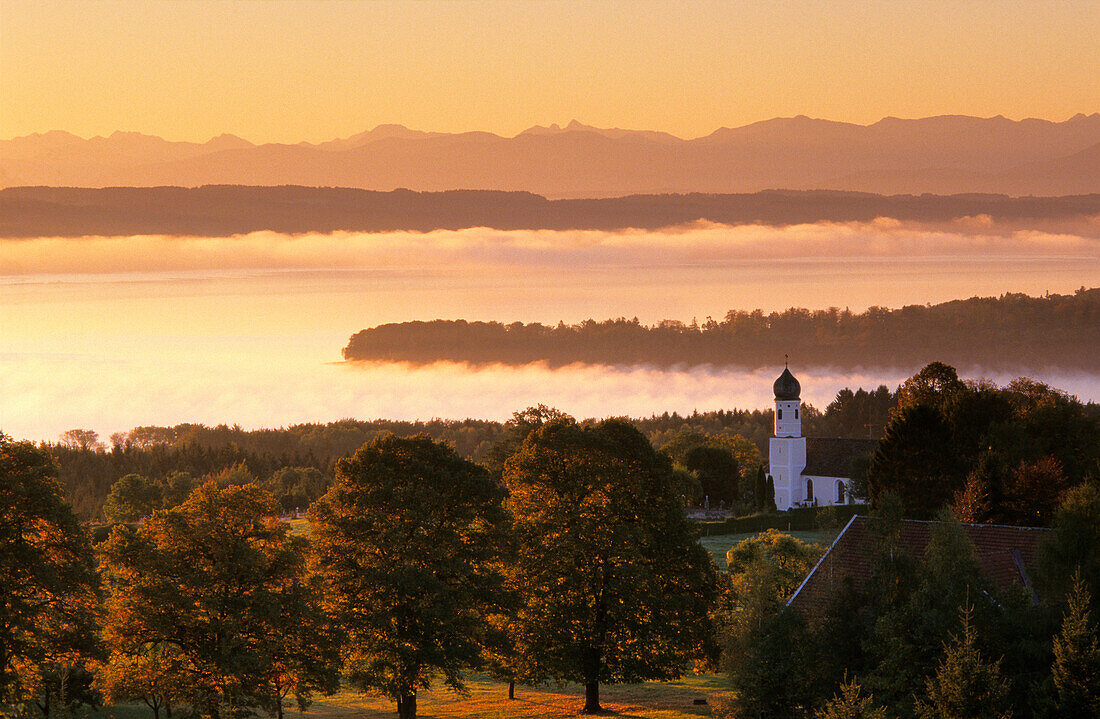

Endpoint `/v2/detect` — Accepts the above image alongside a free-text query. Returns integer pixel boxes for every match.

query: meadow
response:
[91,674,732,719]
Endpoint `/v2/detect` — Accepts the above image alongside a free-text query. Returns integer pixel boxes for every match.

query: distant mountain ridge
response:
[3,114,1099,197]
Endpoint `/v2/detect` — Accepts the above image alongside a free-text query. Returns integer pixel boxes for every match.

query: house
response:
[786,515,1052,616]
[768,365,876,510]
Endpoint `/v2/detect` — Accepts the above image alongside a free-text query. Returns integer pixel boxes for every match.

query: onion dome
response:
[773,366,801,400]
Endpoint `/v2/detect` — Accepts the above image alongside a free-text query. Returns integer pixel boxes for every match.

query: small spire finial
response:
[784,353,788,368]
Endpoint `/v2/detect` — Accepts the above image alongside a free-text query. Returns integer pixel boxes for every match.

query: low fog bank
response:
[4,357,1096,445]
[3,219,1100,276]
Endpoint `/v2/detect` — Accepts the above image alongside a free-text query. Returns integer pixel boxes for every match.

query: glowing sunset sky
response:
[2,0,1097,143]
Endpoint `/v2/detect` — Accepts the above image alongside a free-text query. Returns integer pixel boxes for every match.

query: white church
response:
[768,365,875,511]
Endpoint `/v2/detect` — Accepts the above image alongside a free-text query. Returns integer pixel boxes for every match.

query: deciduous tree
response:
[100,482,334,719]
[309,434,507,719]
[0,434,102,713]
[103,473,162,523]
[504,418,718,713]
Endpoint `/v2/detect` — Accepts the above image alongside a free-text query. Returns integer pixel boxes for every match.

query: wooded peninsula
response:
[343,288,1099,371]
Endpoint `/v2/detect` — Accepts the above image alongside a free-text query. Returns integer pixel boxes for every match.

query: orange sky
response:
[2,0,1098,143]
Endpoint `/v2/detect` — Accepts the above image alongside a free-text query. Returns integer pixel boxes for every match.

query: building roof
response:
[787,515,1052,616]
[803,437,878,478]
[773,367,801,400]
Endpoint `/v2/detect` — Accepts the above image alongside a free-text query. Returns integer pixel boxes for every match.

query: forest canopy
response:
[343,288,1099,371]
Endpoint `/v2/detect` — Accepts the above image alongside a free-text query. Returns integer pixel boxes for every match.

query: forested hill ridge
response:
[2,185,1100,237]
[343,289,1100,372]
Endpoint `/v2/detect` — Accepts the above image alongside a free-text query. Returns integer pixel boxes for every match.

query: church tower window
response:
[778,409,783,420]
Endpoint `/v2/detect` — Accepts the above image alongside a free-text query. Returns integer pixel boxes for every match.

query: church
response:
[768,365,876,511]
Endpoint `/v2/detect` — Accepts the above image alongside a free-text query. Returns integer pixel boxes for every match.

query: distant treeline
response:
[3,185,1099,237]
[48,389,897,521]
[344,289,1100,371]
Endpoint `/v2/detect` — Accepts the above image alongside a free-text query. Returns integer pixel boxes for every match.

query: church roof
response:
[773,367,801,400]
[787,516,1051,616]
[803,437,878,477]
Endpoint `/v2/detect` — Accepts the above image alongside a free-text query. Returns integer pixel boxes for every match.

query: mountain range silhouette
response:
[4,114,1098,197]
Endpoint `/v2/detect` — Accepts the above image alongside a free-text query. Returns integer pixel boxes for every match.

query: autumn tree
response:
[0,434,102,715]
[504,418,718,714]
[894,362,965,416]
[309,434,507,719]
[96,645,191,719]
[100,481,336,719]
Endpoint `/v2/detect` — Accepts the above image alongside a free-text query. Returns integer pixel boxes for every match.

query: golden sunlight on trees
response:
[503,418,718,714]
[100,482,337,719]
[0,434,102,716]
[58,428,103,452]
[721,531,822,719]
[95,645,191,719]
[308,435,507,719]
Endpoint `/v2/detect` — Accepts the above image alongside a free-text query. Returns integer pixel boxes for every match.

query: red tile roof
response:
[787,515,1052,615]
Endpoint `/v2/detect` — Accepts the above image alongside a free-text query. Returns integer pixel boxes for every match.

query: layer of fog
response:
[2,221,1097,441]
[3,217,1099,277]
[3,353,1096,445]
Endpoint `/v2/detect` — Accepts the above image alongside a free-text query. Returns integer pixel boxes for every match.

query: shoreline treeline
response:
[45,391,899,522]
[3,186,1099,238]
[343,288,1100,371]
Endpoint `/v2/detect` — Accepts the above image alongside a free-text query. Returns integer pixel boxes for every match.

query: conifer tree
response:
[818,677,887,719]
[753,466,767,510]
[916,602,1012,719]
[1051,571,1100,718]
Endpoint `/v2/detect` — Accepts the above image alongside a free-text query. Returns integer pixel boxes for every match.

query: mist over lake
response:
[2,224,1098,442]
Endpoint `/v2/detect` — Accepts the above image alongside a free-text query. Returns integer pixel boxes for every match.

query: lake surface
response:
[2,226,1098,442]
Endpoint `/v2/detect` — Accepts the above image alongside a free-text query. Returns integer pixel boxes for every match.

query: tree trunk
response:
[276,697,283,719]
[166,701,172,719]
[581,645,602,714]
[508,681,515,700]
[397,690,417,719]
[583,682,601,714]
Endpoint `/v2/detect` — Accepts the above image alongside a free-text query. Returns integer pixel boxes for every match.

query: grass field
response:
[95,674,732,719]
[698,530,829,570]
[287,516,827,572]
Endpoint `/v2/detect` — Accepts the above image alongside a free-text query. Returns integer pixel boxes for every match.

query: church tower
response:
[768,363,807,511]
